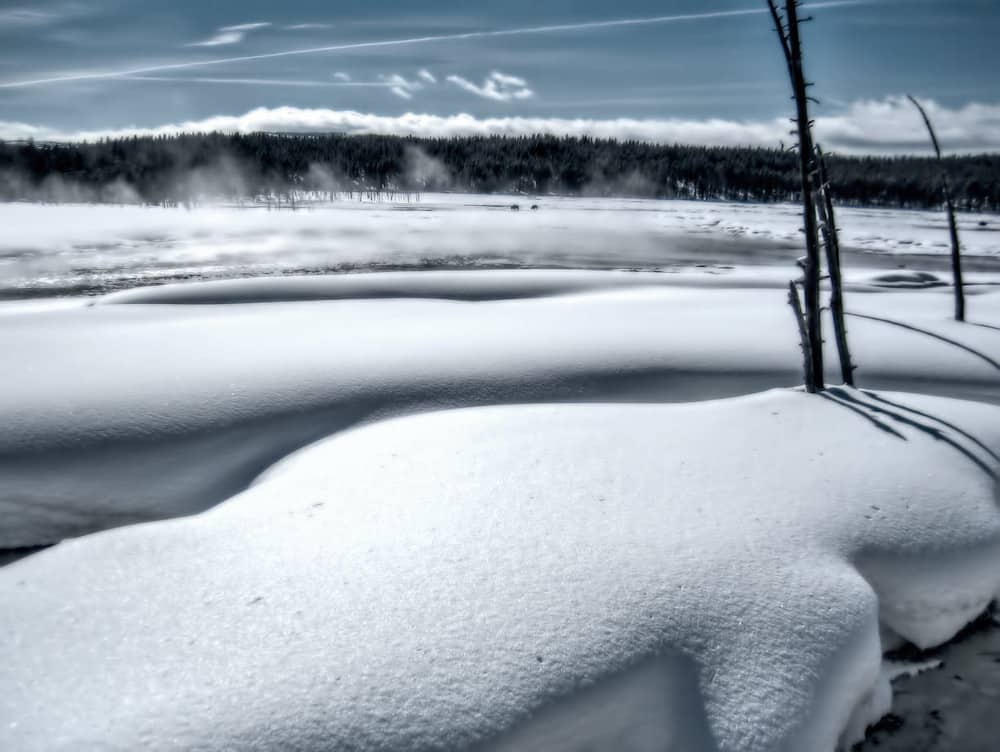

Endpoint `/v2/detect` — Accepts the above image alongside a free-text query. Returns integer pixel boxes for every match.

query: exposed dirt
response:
[855,613,1000,751]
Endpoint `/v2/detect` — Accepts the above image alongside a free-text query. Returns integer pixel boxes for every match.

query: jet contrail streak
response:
[0,1,867,89]
[122,76,394,88]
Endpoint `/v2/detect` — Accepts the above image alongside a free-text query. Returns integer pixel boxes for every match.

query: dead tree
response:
[768,0,824,392]
[907,95,965,322]
[788,281,813,386]
[813,146,854,385]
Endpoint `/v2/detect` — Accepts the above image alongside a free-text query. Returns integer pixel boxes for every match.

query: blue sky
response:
[0,0,997,151]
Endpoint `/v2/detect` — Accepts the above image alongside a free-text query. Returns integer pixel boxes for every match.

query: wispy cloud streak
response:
[0,9,57,26]
[187,22,271,48]
[447,71,534,101]
[378,73,428,100]
[121,76,394,88]
[0,1,867,89]
[0,3,93,28]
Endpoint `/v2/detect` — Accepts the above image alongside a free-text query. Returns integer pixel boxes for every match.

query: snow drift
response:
[2,389,1000,751]
[2,274,999,548]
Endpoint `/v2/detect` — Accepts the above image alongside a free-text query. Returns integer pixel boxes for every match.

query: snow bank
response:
[89,267,1000,306]
[94,269,682,304]
[3,275,999,548]
[3,389,1000,751]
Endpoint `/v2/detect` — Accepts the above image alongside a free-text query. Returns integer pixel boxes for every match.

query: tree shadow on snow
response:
[820,387,998,481]
[968,321,1000,334]
[844,312,1000,372]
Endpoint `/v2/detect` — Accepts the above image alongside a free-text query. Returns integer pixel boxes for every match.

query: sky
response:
[0,0,997,153]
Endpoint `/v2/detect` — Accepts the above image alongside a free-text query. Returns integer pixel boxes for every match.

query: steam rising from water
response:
[0,194,996,299]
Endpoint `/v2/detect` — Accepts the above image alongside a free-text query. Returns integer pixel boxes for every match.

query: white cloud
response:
[221,22,271,33]
[447,71,534,102]
[188,31,244,47]
[0,3,92,28]
[188,22,271,48]
[286,23,332,31]
[333,72,351,82]
[418,69,437,84]
[0,9,57,26]
[379,73,426,100]
[2,97,997,155]
[812,96,1000,153]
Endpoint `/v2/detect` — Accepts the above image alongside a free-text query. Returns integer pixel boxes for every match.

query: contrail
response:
[121,76,395,88]
[0,1,867,90]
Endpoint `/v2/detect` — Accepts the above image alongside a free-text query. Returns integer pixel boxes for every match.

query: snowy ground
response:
[2,195,999,751]
[0,194,997,299]
[3,271,999,548]
[3,387,1000,751]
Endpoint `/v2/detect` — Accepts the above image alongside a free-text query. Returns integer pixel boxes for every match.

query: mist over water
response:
[0,194,996,300]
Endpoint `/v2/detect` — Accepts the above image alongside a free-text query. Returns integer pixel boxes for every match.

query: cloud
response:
[333,72,351,82]
[418,69,437,84]
[447,71,534,102]
[188,22,271,48]
[0,3,92,28]
[379,73,427,100]
[188,31,244,47]
[0,2,870,89]
[2,97,997,155]
[0,9,57,26]
[222,23,272,33]
[286,23,333,31]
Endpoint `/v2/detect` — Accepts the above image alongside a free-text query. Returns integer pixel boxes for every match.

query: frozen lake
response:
[1,194,997,299]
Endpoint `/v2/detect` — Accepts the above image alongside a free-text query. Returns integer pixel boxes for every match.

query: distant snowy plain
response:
[1,194,999,751]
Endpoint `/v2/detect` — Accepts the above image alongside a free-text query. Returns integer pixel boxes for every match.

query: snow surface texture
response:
[1,196,997,298]
[3,273,1000,548]
[3,390,1000,751]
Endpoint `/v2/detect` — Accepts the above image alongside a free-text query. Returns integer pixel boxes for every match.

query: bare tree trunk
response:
[907,95,965,322]
[768,0,824,392]
[788,281,813,385]
[813,146,854,385]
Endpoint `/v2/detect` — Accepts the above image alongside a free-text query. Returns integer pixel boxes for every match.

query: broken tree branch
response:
[907,94,965,322]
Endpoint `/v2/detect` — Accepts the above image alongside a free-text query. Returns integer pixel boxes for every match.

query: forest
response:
[0,132,996,210]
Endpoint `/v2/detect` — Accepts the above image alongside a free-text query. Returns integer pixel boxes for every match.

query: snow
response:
[86,266,1000,305]
[2,194,1000,750]
[0,195,996,298]
[2,389,1000,751]
[2,273,999,548]
[882,658,943,682]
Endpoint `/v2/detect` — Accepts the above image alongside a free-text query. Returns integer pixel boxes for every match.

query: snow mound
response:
[3,277,999,548]
[94,269,676,305]
[93,267,1000,306]
[869,271,946,289]
[2,389,1000,751]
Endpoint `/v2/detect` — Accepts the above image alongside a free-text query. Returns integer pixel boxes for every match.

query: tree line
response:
[0,132,996,210]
